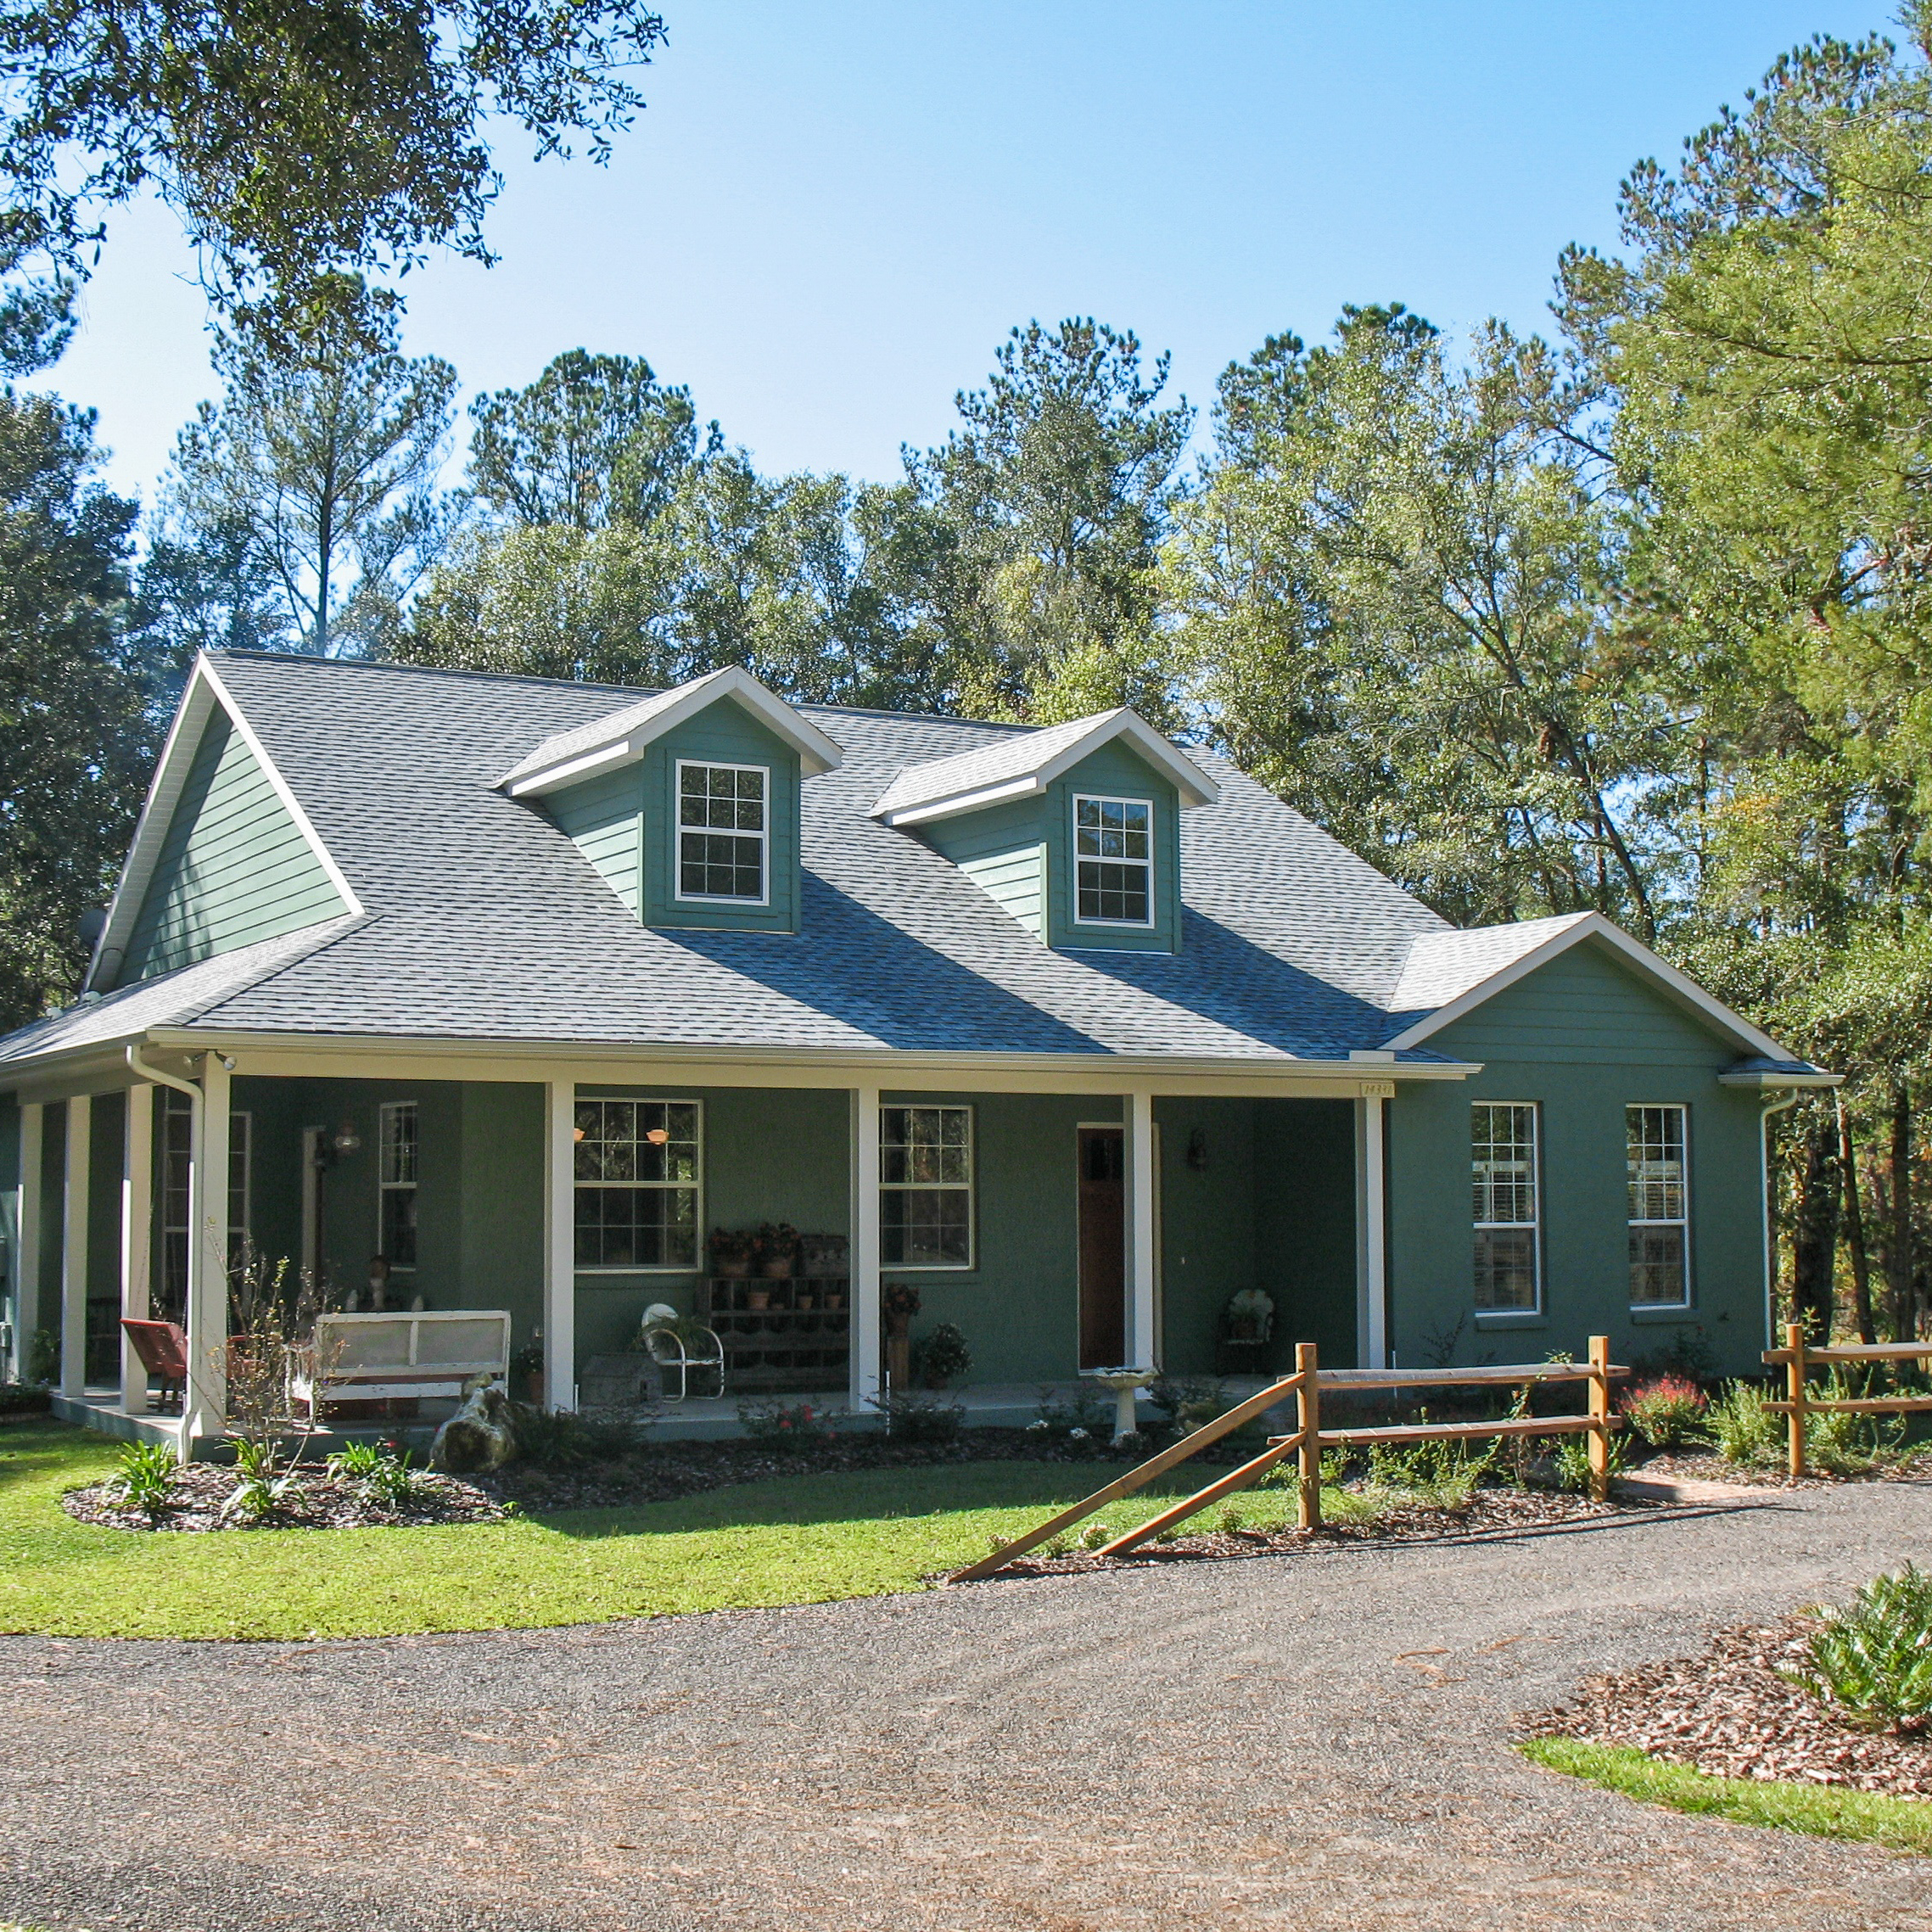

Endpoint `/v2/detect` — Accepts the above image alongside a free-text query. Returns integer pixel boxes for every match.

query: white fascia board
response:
[875,773,1051,827]
[1718,1069,1844,1089]
[86,660,362,993]
[1382,911,1797,1064]
[505,665,844,796]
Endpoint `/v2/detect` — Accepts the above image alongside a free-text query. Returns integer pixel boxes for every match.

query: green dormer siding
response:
[1044,742,1182,954]
[921,796,1047,940]
[119,708,348,984]
[546,764,645,916]
[541,697,804,934]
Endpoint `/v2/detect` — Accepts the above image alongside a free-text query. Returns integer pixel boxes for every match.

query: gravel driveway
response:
[3,1481,1929,1932]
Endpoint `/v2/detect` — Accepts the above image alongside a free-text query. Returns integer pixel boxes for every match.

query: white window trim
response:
[673,758,771,908]
[1472,1100,1542,1318]
[162,1094,250,1302]
[881,1103,976,1272]
[1070,792,1156,929]
[378,1100,418,1273]
[1628,1101,1693,1310]
[574,1095,705,1275]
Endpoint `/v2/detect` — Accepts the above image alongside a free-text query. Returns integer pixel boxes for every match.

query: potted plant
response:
[509,1330,544,1404]
[1224,1288,1274,1344]
[754,1222,800,1280]
[912,1321,972,1390]
[882,1281,920,1388]
[710,1228,755,1278]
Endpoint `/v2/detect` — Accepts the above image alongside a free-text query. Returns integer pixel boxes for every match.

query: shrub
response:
[1033,1384,1113,1449]
[736,1398,843,1448]
[1621,1375,1710,1450]
[1078,1521,1113,1550]
[223,1436,302,1521]
[0,1380,51,1417]
[1780,1566,1932,1732]
[106,1442,177,1519]
[1806,1371,1906,1476]
[911,1322,972,1388]
[1706,1380,1780,1465]
[877,1390,963,1443]
[511,1404,641,1467]
[1552,1431,1629,1493]
[327,1439,423,1507]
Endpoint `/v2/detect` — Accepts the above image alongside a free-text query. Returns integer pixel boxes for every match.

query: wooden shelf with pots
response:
[699,1276,851,1392]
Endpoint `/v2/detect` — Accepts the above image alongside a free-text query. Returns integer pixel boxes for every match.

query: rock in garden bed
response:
[1521,1616,1932,1798]
[63,1462,507,1532]
[963,1485,1640,1581]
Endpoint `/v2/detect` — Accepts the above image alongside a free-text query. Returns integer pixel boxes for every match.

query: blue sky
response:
[53,0,1885,507]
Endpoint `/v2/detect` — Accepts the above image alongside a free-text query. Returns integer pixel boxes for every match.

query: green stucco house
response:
[0,651,1834,1449]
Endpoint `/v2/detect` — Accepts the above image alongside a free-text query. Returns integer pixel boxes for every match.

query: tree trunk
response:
[1837,1093,1876,1344]
[1788,1113,1840,1342]
[1887,1082,1913,1340]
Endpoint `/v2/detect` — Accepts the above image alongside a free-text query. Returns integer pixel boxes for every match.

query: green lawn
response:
[0,1420,1197,1642]
[1520,1738,1932,1855]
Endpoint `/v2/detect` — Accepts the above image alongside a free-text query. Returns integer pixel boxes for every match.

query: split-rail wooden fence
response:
[952,1336,1623,1583]
[1765,1323,1932,1479]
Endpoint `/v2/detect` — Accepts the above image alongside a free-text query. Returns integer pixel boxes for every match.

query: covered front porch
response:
[4,1041,1414,1458]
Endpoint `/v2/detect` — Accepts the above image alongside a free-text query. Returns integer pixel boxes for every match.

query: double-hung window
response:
[160,1091,250,1313]
[881,1105,973,1268]
[676,761,767,903]
[1628,1105,1690,1307]
[378,1101,418,1269]
[1472,1102,1539,1312]
[1072,795,1153,926]
[574,1099,701,1269]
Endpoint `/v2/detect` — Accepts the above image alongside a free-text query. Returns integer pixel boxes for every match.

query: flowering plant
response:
[1621,1374,1710,1449]
[882,1281,921,1320]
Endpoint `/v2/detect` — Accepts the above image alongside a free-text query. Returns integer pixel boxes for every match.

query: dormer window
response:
[677,760,768,903]
[1073,794,1153,926]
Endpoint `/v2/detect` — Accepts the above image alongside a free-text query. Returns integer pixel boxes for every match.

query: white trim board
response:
[86,653,364,992]
[1383,912,1806,1067]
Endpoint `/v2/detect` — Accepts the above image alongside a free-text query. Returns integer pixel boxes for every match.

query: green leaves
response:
[1779,1565,1932,1733]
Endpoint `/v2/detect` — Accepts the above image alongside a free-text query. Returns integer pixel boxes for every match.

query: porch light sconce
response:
[332,1121,361,1156]
[1186,1127,1209,1173]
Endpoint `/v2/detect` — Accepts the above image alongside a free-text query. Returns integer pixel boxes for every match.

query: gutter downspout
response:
[1759,1089,1804,1355]
[126,1045,204,1462]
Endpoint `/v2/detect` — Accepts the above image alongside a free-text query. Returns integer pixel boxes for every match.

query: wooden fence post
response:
[1296,1341,1321,1531]
[1786,1320,1807,1480]
[1587,1334,1611,1503]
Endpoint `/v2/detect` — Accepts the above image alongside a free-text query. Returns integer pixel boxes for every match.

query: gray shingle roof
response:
[0,653,1793,1073]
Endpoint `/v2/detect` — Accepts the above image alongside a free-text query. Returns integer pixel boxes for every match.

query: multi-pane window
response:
[1073,795,1153,925]
[574,1099,701,1269]
[378,1101,418,1269]
[881,1105,973,1268]
[160,1092,250,1316]
[677,761,767,902]
[1628,1105,1690,1307]
[1472,1102,1539,1312]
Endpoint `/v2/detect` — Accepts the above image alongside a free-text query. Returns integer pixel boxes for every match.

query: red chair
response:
[120,1319,188,1414]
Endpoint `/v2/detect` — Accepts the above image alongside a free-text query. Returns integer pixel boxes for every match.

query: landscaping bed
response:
[61,1462,507,1533]
[1522,1614,1932,1798]
[1628,1448,1932,1490]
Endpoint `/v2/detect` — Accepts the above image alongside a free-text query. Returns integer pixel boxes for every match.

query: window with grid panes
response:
[1072,795,1152,925]
[160,1091,250,1317]
[574,1099,701,1268]
[1472,1101,1539,1311]
[676,761,767,901]
[378,1101,418,1268]
[881,1105,973,1268]
[1628,1105,1690,1306]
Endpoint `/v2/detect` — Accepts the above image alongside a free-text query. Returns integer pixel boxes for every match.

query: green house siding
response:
[917,742,1184,954]
[546,764,645,916]
[120,708,347,984]
[1386,940,1769,1377]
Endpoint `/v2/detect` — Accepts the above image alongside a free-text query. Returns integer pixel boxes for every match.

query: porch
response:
[4,1050,1397,1457]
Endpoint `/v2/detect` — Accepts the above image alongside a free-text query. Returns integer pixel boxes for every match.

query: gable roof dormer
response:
[868,708,1218,827]
[499,664,843,798]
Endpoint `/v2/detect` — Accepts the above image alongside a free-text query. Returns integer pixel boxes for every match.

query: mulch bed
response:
[62,1462,506,1533]
[1521,1616,1932,1798]
[955,1486,1641,1581]
[1630,1448,1932,1490]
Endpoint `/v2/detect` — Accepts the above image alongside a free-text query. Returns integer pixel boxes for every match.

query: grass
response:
[0,1420,1201,1642]
[1520,1737,1932,1856]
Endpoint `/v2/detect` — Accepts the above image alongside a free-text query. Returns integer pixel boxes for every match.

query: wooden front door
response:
[1078,1127,1126,1369]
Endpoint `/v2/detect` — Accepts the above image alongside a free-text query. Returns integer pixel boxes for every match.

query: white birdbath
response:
[1083,1366,1158,1442]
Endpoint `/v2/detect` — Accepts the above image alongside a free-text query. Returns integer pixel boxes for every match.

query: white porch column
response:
[13,1101,42,1384]
[120,1084,154,1414]
[182,1056,230,1448]
[542,1078,577,1411]
[1354,1085,1391,1368]
[1126,1089,1157,1370]
[848,1084,881,1409]
[60,1096,91,1396]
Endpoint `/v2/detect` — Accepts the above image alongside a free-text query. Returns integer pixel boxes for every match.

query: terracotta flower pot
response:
[759,1257,793,1280]
[714,1257,752,1279]
[748,1290,770,1312]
